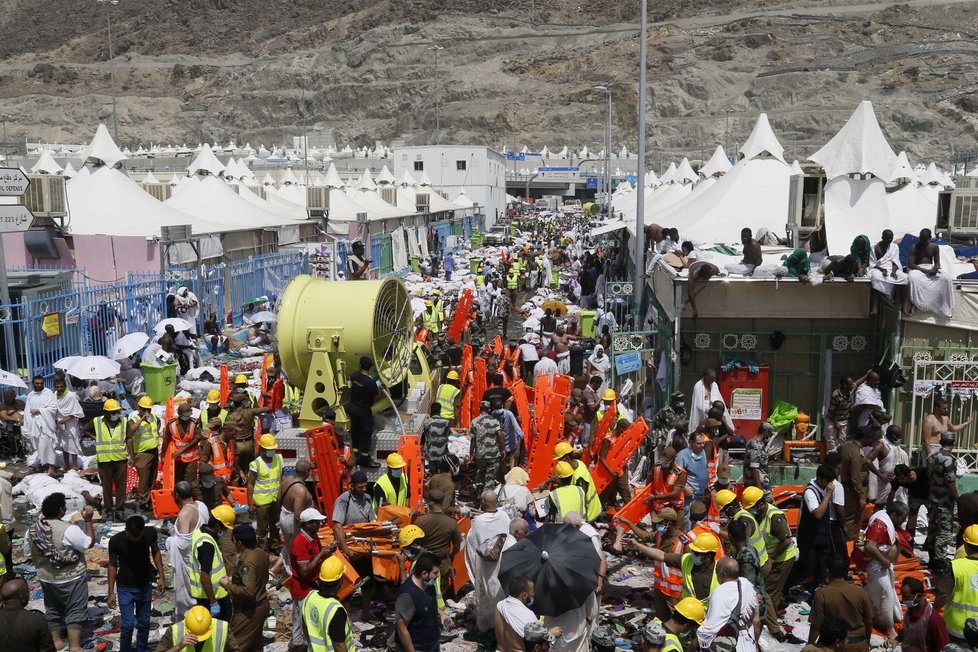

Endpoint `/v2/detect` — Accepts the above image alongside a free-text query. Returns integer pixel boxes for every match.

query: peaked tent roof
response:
[280,168,299,186]
[452,191,474,207]
[399,169,417,187]
[166,174,300,228]
[809,101,898,182]
[31,149,63,174]
[891,151,918,184]
[142,171,160,184]
[357,169,377,192]
[659,162,678,185]
[788,160,804,176]
[675,158,698,184]
[376,165,396,185]
[700,146,732,177]
[186,144,226,176]
[62,162,78,179]
[82,124,126,168]
[740,113,786,164]
[418,171,433,187]
[324,163,345,188]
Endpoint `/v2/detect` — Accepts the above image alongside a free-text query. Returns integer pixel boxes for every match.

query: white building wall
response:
[392,146,506,226]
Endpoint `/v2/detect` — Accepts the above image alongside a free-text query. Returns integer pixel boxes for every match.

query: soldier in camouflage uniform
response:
[651,392,686,442]
[926,431,959,563]
[495,285,511,339]
[743,422,776,504]
[728,516,767,623]
[470,401,505,493]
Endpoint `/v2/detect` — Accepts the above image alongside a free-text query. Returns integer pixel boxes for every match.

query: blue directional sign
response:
[614,351,642,375]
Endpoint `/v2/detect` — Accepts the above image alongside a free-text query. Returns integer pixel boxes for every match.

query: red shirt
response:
[289,529,321,600]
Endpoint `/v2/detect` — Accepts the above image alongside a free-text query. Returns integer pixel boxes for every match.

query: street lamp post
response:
[634,1,647,320]
[0,115,8,159]
[428,45,445,144]
[593,85,613,213]
[97,0,120,141]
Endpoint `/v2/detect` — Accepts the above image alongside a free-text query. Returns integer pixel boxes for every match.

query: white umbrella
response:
[0,368,27,389]
[153,317,193,334]
[65,356,121,380]
[249,311,277,323]
[111,332,151,360]
[55,355,84,370]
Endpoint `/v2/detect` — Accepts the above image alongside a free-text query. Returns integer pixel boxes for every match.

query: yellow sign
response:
[41,313,61,339]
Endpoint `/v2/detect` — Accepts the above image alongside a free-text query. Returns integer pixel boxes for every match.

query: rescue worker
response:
[161,403,204,485]
[232,374,257,407]
[716,488,769,569]
[128,395,161,512]
[617,507,683,622]
[219,525,269,652]
[596,389,617,423]
[192,464,237,567]
[633,532,720,610]
[422,300,441,335]
[744,485,797,642]
[475,267,485,288]
[396,525,447,617]
[661,598,705,652]
[155,605,236,652]
[303,556,355,652]
[597,417,632,505]
[222,390,272,481]
[435,370,462,426]
[552,441,601,521]
[83,398,129,520]
[432,288,447,326]
[347,356,380,468]
[247,434,283,552]
[649,447,687,514]
[547,461,586,523]
[506,266,519,304]
[942,524,978,643]
[200,419,237,486]
[683,502,725,558]
[374,453,410,510]
[189,504,236,622]
[200,390,227,431]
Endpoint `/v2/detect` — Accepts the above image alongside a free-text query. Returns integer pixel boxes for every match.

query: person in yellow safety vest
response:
[422,300,441,334]
[282,382,301,415]
[200,390,228,431]
[128,395,161,512]
[158,604,234,652]
[0,521,10,579]
[716,489,770,568]
[595,388,616,423]
[374,453,410,510]
[82,399,129,521]
[661,598,706,652]
[475,268,485,288]
[743,485,798,641]
[189,504,237,622]
[942,524,978,641]
[232,374,257,408]
[397,525,448,616]
[551,441,601,521]
[506,268,519,303]
[436,371,462,425]
[303,555,356,652]
[432,289,446,325]
[637,532,720,610]
[547,462,586,523]
[247,434,283,553]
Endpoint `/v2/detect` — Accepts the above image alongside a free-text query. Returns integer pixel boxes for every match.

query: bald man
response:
[466,490,512,632]
[698,558,761,650]
[0,577,56,651]
[278,460,314,574]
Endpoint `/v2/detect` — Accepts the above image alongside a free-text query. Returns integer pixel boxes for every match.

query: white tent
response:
[186,144,226,177]
[62,162,78,179]
[83,124,126,168]
[142,171,160,185]
[31,149,63,175]
[890,151,918,185]
[452,191,475,207]
[324,163,345,188]
[376,165,396,186]
[885,183,938,237]
[740,113,786,164]
[700,146,732,178]
[809,101,897,183]
[674,158,698,184]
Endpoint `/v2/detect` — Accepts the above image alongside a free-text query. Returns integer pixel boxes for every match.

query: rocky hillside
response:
[3,0,978,164]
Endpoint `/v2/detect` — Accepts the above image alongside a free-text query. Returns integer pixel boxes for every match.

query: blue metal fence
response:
[228,252,307,324]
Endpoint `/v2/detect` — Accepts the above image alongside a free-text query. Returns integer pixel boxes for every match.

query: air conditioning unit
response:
[438,190,448,200]
[956,177,978,190]
[307,187,329,211]
[416,193,430,213]
[247,185,266,200]
[18,175,67,217]
[161,225,192,242]
[143,183,172,202]
[947,187,978,237]
[785,174,824,244]
[380,187,397,206]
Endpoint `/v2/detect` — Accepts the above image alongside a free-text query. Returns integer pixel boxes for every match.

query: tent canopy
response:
[809,101,897,182]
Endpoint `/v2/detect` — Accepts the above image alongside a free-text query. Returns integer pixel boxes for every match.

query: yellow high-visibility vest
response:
[249,454,283,506]
[303,593,356,652]
[94,416,129,462]
[131,417,160,454]
[189,529,228,600]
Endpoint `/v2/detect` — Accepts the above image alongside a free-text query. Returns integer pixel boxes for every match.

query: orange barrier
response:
[511,380,532,452]
[583,401,617,465]
[553,374,572,397]
[459,387,472,429]
[334,551,362,601]
[526,393,565,489]
[591,418,649,495]
[307,425,347,518]
[219,365,230,406]
[397,434,425,512]
[447,289,473,343]
[453,516,471,593]
[493,335,503,356]
[614,484,653,524]
[473,356,487,422]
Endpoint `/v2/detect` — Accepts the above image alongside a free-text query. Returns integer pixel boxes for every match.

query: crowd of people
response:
[0,206,977,652]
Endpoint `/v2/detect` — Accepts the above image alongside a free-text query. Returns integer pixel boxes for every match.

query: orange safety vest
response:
[707,443,718,486]
[683,524,726,559]
[706,490,721,526]
[651,463,686,511]
[415,328,430,346]
[168,420,200,463]
[653,535,684,599]
[208,435,234,480]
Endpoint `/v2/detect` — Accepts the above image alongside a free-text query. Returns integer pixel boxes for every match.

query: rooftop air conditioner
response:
[161,225,192,242]
[18,175,67,217]
[307,187,329,211]
[947,187,978,237]
[143,183,172,202]
[416,193,429,213]
[380,187,397,206]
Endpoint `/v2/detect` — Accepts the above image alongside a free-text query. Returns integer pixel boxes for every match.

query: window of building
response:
[413,161,424,171]
[456,160,466,171]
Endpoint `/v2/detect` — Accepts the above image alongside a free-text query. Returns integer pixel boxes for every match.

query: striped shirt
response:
[827,388,854,423]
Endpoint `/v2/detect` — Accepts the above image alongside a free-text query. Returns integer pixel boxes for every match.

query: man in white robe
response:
[688,369,734,433]
[166,481,210,619]
[907,228,953,318]
[54,376,85,471]
[24,376,59,472]
[173,286,200,335]
[464,490,512,632]
[868,230,908,299]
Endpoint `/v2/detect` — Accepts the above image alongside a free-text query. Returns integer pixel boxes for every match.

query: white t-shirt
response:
[519,343,540,362]
[697,578,758,652]
[62,522,93,553]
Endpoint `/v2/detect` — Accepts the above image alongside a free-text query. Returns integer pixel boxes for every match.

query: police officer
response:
[374,453,410,510]
[435,371,461,426]
[303,555,355,652]
[189,504,236,622]
[547,462,586,523]
[348,356,380,468]
[83,398,129,520]
[247,434,283,552]
[219,525,268,652]
[128,395,161,512]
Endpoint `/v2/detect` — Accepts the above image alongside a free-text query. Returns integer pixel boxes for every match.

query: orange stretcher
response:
[590,418,649,495]
[583,401,617,466]
[397,434,425,512]
[614,484,653,524]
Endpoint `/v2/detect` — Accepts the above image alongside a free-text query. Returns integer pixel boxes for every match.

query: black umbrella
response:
[497,523,602,616]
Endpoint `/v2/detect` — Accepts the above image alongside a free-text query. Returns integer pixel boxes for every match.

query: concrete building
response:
[392,145,506,225]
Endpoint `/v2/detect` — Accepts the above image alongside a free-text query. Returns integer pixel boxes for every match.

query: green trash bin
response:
[579,310,597,338]
[472,233,483,248]
[143,363,178,403]
[411,256,421,273]
[470,257,482,274]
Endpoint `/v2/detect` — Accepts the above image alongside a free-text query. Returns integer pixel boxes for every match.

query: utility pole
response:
[634,0,647,320]
[429,45,444,145]
[97,0,120,141]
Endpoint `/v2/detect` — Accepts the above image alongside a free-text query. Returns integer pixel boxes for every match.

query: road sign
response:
[506,152,525,161]
[0,168,30,197]
[0,205,35,233]
[614,351,643,375]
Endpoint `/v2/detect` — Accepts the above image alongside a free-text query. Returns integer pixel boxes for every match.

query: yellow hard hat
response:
[433,289,441,296]
[399,524,425,547]
[234,374,249,384]
[259,434,277,450]
[425,300,434,307]
[553,441,574,460]
[555,461,574,478]
[742,486,765,510]
[103,399,122,412]
[319,555,345,583]
[184,606,213,640]
[137,396,154,409]
[211,504,236,530]
[446,370,460,381]
[715,489,738,510]
[673,597,706,625]
[206,389,221,404]
[387,453,407,469]
[964,525,978,546]
[601,389,616,401]
[689,532,719,554]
